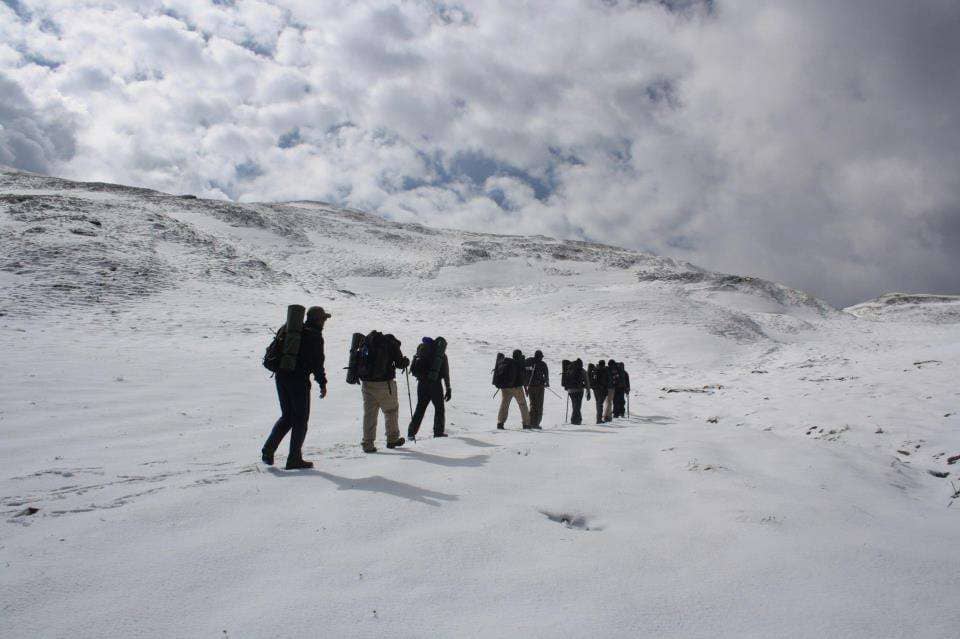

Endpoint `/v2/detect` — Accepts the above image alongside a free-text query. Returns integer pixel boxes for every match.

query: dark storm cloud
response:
[0,74,76,173]
[1,0,959,305]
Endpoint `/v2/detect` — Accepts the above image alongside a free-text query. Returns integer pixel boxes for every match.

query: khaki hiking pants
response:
[603,389,615,420]
[497,387,530,426]
[361,380,401,444]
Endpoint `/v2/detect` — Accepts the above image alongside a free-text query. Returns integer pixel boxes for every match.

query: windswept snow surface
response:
[2,169,959,638]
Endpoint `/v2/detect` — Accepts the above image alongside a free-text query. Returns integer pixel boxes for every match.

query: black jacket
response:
[284,324,326,386]
[524,356,549,387]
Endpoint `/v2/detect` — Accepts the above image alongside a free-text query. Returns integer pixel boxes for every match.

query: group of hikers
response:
[259,305,631,470]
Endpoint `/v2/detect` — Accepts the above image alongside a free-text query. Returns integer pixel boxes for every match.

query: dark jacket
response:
[524,351,549,387]
[283,324,326,386]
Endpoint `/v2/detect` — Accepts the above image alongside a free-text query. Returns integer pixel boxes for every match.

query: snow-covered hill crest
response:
[1,167,834,330]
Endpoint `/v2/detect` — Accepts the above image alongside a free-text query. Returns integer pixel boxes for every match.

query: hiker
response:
[604,359,618,422]
[588,360,610,424]
[408,336,452,440]
[493,349,533,429]
[357,331,409,452]
[261,306,330,470]
[562,358,589,425]
[524,350,550,428]
[613,361,630,418]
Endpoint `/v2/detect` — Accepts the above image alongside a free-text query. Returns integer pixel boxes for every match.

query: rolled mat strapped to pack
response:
[427,336,447,382]
[345,332,365,384]
[279,304,305,372]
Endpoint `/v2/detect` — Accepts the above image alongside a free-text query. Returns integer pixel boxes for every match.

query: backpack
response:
[609,364,622,388]
[588,364,601,388]
[262,327,285,373]
[492,353,515,389]
[357,331,394,381]
[560,360,573,388]
[427,337,447,382]
[410,342,432,378]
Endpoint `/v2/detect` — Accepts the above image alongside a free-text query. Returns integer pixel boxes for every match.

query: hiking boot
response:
[386,438,405,449]
[261,449,274,466]
[361,442,377,453]
[433,432,448,438]
[529,425,542,430]
[497,423,505,430]
[285,458,314,470]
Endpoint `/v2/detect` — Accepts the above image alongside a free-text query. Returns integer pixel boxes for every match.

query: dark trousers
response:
[592,388,605,423]
[263,372,311,460]
[409,379,445,437]
[568,390,584,425]
[528,385,545,426]
[613,389,626,417]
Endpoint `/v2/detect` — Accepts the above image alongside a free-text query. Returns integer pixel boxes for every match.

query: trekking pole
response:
[565,395,569,424]
[546,386,562,399]
[627,393,630,418]
[492,388,501,399]
[405,369,413,418]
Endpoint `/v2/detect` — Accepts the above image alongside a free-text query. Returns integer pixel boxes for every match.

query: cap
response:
[306,306,332,322]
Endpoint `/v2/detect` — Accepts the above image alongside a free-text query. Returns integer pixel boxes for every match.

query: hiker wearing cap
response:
[524,350,549,428]
[407,336,452,440]
[261,306,329,470]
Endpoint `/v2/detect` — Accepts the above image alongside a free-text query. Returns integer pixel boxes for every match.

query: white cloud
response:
[1,0,958,305]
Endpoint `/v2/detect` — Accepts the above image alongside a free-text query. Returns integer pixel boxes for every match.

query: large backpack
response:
[560,359,573,388]
[588,363,601,389]
[263,304,306,373]
[357,331,396,381]
[345,331,395,384]
[609,363,622,388]
[410,342,433,378]
[492,353,515,389]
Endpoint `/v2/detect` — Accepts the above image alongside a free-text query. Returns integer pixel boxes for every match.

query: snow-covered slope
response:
[2,169,959,638]
[845,292,960,323]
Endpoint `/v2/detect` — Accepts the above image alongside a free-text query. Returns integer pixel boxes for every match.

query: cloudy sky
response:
[2,0,959,306]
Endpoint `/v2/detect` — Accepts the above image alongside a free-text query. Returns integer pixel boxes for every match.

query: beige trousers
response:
[361,380,401,444]
[497,387,530,426]
[603,389,615,420]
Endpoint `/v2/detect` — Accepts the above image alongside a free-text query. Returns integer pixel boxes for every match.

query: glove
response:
[319,386,328,399]
[445,387,452,402]
[398,356,410,370]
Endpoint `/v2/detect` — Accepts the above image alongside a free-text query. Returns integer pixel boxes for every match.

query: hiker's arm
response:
[313,336,327,390]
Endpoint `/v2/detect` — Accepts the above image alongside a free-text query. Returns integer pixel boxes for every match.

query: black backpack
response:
[357,331,395,381]
[609,364,622,388]
[410,342,432,378]
[262,327,285,373]
[588,364,601,388]
[492,353,515,389]
[560,360,573,388]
